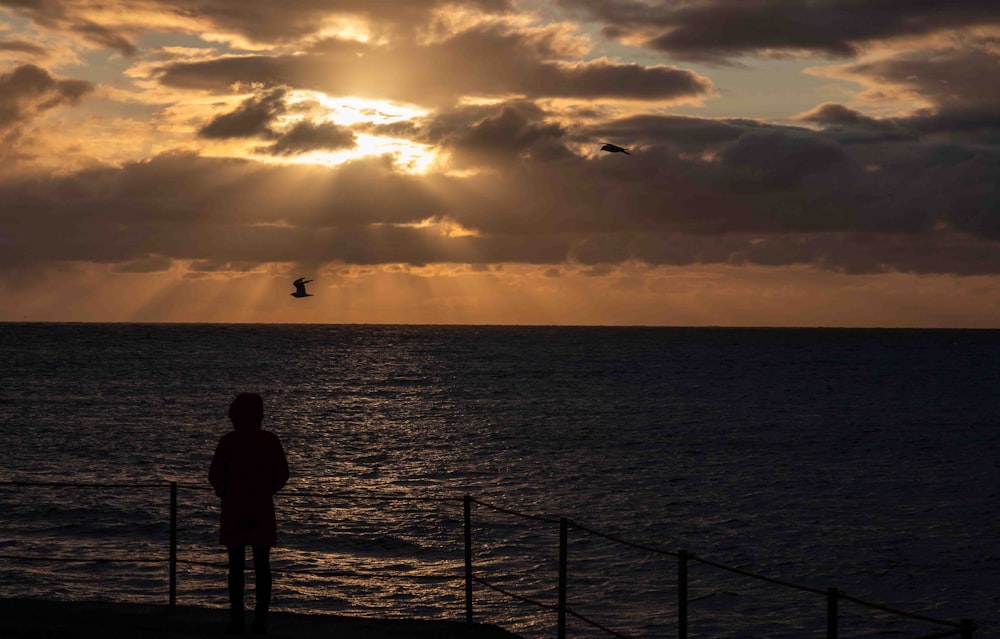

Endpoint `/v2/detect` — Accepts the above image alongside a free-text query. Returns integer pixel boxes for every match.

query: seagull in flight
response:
[291,278,313,298]
[600,143,631,155]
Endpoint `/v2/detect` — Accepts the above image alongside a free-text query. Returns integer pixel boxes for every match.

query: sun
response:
[264,91,438,173]
[289,133,437,173]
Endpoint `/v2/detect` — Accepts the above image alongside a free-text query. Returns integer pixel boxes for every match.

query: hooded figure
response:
[209,393,289,634]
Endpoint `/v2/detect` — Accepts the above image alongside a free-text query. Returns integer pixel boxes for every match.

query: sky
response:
[2,1,999,326]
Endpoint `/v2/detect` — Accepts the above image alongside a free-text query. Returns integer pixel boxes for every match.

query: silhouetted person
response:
[209,393,289,634]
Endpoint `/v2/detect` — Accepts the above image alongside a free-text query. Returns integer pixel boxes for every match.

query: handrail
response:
[0,480,977,638]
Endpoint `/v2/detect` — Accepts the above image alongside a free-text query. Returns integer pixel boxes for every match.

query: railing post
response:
[558,518,568,639]
[678,550,688,639]
[169,481,177,608]
[463,495,473,623]
[827,587,838,639]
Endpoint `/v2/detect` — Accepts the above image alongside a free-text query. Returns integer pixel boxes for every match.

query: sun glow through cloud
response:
[302,94,428,126]
[273,134,437,174]
[2,1,1000,326]
[265,91,436,172]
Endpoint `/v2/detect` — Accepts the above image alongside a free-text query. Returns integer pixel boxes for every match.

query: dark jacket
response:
[209,426,289,546]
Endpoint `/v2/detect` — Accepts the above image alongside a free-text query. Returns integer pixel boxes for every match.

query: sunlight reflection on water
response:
[1,323,997,637]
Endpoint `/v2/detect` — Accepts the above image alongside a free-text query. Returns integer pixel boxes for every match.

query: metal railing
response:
[0,480,977,638]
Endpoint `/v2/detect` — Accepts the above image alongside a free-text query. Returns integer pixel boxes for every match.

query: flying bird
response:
[291,278,313,298]
[600,143,631,155]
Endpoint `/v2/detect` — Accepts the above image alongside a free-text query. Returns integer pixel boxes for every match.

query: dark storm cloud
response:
[560,0,1000,62]
[155,25,712,105]
[0,63,93,131]
[197,88,287,140]
[442,112,1000,254]
[715,129,848,189]
[0,150,571,269]
[2,103,999,276]
[903,107,1000,142]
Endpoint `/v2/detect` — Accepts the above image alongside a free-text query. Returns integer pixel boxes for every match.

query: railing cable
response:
[0,480,167,490]
[688,553,828,596]
[838,592,964,629]
[565,607,634,639]
[0,479,977,638]
[472,575,557,613]
[0,553,164,564]
[468,497,562,524]
[569,520,679,558]
[916,629,964,639]
[285,491,462,503]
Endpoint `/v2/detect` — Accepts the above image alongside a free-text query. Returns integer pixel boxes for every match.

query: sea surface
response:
[0,323,997,638]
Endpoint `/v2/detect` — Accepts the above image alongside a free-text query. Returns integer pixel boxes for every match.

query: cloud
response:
[392,100,571,166]
[197,87,288,139]
[796,103,881,128]
[793,103,917,145]
[144,0,513,45]
[713,129,848,189]
[110,253,174,273]
[264,120,357,155]
[195,86,358,154]
[838,44,1000,109]
[560,0,1000,62]
[0,1,138,56]
[154,25,712,105]
[808,42,1000,142]
[0,38,49,58]
[72,17,138,56]
[0,63,93,131]
[1,1,998,290]
[1,0,507,58]
[4,100,999,278]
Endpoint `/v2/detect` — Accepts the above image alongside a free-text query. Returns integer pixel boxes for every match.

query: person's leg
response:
[250,546,272,633]
[227,546,246,633]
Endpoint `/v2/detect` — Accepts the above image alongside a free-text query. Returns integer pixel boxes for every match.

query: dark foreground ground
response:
[0,598,523,639]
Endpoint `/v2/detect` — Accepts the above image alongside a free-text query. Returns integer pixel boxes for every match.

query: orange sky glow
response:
[2,1,999,326]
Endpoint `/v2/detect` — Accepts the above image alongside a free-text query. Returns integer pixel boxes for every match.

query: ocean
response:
[0,323,997,638]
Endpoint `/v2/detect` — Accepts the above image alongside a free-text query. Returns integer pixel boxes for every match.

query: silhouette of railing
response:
[0,480,977,639]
